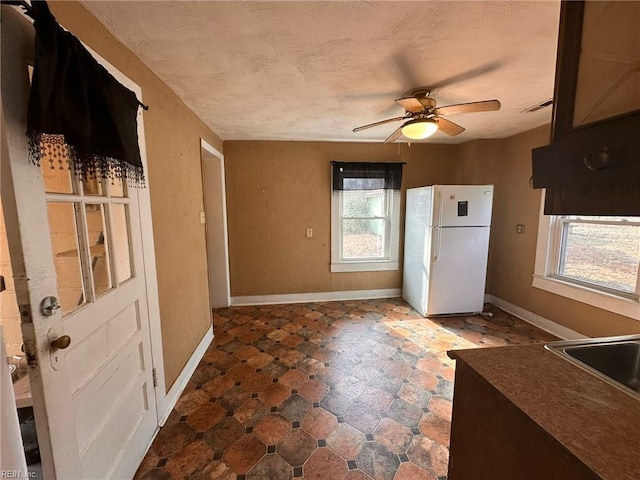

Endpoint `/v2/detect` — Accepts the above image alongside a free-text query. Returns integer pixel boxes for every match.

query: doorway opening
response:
[200,140,231,309]
[1,199,43,478]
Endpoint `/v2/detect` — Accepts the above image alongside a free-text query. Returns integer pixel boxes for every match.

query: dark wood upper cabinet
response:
[552,1,640,142]
[531,1,639,216]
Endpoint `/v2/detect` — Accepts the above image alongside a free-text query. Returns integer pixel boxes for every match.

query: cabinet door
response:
[573,1,640,127]
[448,363,599,480]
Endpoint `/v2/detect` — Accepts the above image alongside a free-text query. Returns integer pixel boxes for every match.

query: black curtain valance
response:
[332,162,403,191]
[26,0,146,186]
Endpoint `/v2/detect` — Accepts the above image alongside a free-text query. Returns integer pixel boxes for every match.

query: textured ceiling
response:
[82,1,561,144]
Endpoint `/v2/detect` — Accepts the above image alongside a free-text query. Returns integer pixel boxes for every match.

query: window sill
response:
[532,274,640,320]
[331,261,398,273]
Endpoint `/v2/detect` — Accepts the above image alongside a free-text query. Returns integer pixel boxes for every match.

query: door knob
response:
[50,335,71,352]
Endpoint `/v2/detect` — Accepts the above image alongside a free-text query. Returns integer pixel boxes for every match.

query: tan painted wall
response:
[457,126,639,337]
[224,141,459,296]
[7,4,633,393]
[222,131,632,337]
[49,2,224,388]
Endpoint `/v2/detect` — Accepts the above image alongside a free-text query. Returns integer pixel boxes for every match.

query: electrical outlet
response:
[200,211,206,224]
[306,228,313,238]
[516,224,525,234]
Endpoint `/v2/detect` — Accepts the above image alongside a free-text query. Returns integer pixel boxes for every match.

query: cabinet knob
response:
[584,146,613,171]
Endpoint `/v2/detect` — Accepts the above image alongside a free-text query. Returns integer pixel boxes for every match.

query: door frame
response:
[200,139,231,308]
[0,326,29,475]
[80,38,168,422]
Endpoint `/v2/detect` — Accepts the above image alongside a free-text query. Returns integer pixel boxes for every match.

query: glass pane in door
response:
[85,204,112,296]
[46,202,85,314]
[82,177,103,196]
[40,151,73,194]
[109,178,126,198]
[110,204,132,284]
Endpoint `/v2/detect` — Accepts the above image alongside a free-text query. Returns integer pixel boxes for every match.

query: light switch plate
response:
[306,228,313,238]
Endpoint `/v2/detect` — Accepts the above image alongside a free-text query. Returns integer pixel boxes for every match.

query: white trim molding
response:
[330,261,399,273]
[532,275,640,320]
[484,294,587,340]
[1,326,28,474]
[231,288,402,306]
[200,138,231,308]
[80,41,170,421]
[533,191,640,321]
[159,326,214,426]
[200,139,223,160]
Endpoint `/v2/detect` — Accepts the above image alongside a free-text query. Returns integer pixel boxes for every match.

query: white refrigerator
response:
[403,185,494,316]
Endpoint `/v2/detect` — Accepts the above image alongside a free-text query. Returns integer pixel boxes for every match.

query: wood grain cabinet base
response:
[447,361,598,480]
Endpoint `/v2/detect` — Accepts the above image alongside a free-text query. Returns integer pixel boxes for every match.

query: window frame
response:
[533,192,640,320]
[331,188,400,273]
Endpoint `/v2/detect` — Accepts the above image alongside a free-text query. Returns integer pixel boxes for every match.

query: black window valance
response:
[331,162,403,191]
[25,0,146,186]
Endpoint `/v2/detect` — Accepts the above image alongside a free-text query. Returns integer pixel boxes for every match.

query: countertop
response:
[449,343,640,480]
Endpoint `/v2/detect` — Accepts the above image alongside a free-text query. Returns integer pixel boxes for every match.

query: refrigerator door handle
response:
[433,227,441,262]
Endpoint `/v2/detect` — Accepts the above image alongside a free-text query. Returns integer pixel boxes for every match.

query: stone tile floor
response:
[135,298,556,480]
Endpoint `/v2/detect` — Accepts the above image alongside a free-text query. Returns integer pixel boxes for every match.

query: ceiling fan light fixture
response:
[401,118,438,140]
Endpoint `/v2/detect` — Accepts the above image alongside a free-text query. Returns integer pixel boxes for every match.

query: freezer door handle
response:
[436,191,444,227]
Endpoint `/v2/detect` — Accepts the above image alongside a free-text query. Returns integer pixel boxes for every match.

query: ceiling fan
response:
[353,89,501,143]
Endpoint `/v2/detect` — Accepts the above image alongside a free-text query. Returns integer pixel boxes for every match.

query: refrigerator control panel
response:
[434,185,494,227]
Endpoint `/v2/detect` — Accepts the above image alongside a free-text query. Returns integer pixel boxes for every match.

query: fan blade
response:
[384,125,404,143]
[395,97,424,113]
[437,117,465,136]
[436,99,501,116]
[353,116,406,132]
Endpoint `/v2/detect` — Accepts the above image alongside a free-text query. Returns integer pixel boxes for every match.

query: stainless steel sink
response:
[545,335,640,399]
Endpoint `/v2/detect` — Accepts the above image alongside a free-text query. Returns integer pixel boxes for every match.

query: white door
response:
[1,8,158,479]
[427,226,490,315]
[433,185,494,227]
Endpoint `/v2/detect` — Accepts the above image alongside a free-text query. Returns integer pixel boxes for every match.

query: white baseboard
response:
[231,288,402,307]
[159,326,214,426]
[484,294,587,340]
